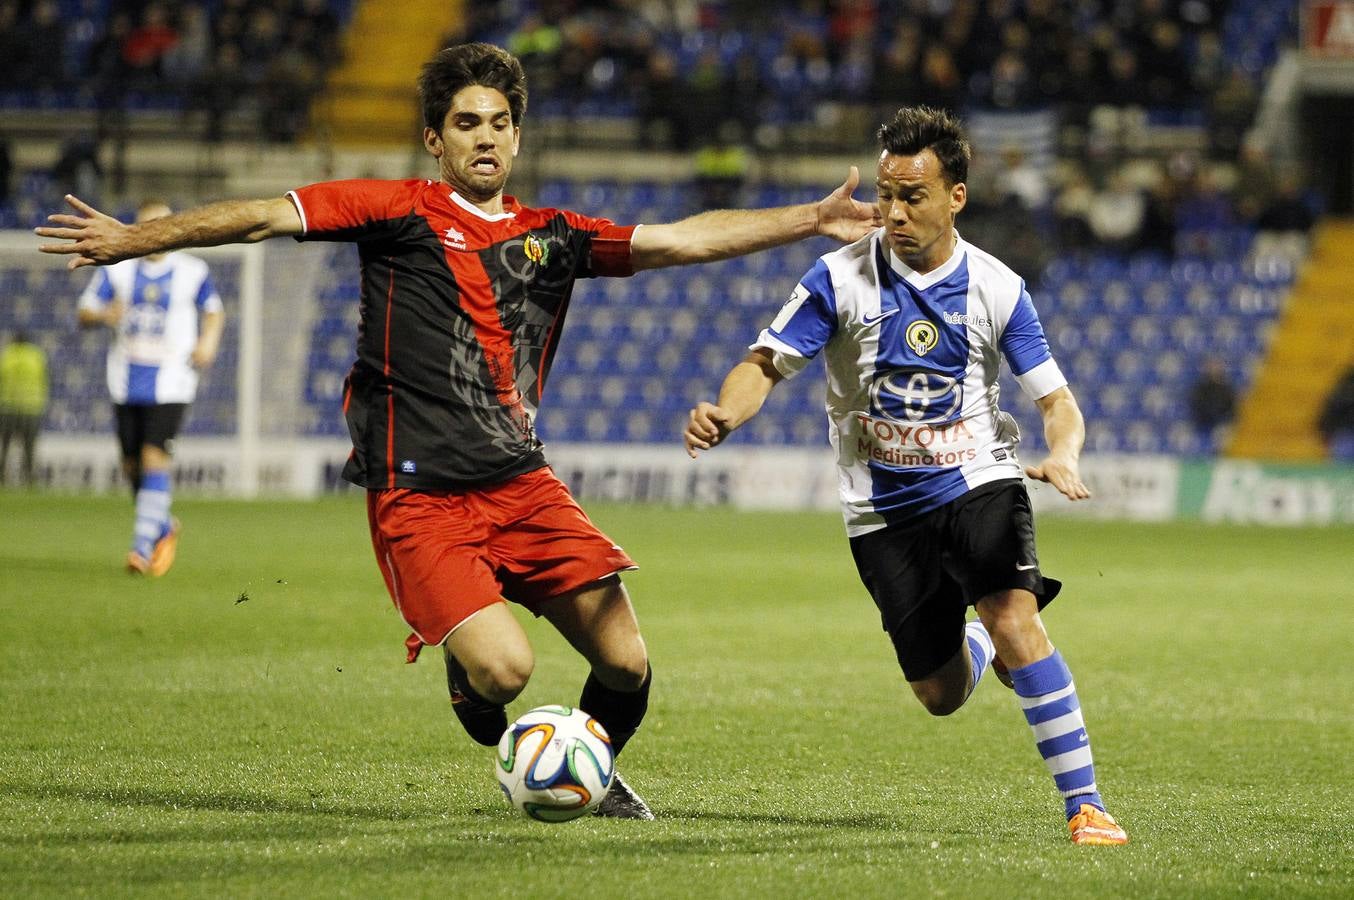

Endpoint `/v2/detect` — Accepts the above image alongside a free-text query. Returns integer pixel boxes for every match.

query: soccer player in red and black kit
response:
[36,42,878,819]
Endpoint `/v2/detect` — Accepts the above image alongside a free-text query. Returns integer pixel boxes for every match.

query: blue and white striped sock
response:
[963,620,995,697]
[132,470,171,559]
[1009,649,1105,819]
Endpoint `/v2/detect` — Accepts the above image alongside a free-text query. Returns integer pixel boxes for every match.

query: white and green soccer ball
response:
[495,705,614,822]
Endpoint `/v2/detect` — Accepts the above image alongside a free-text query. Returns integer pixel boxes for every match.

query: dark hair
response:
[876,106,971,186]
[419,43,528,131]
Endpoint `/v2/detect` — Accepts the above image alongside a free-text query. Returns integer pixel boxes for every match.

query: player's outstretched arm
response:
[685,350,784,458]
[632,167,880,271]
[36,195,303,269]
[1024,385,1091,501]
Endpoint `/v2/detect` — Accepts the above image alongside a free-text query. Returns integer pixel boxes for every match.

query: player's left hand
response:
[34,195,133,269]
[190,344,217,369]
[815,166,882,243]
[1024,455,1091,501]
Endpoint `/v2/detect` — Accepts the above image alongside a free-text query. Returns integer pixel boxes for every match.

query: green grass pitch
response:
[1,491,1350,898]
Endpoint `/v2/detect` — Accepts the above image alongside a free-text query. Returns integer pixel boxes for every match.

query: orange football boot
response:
[147,517,181,577]
[1069,803,1129,845]
[126,550,150,575]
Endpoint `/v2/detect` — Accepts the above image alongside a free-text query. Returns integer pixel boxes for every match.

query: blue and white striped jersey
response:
[753,229,1066,536]
[78,253,222,405]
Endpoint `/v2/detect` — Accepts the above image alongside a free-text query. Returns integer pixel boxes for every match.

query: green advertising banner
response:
[1179,460,1354,525]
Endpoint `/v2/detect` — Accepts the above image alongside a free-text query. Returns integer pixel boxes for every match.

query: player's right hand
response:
[103,300,125,327]
[34,195,132,269]
[684,402,733,458]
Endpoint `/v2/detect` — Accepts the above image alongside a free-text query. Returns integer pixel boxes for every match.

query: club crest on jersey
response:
[523,234,548,265]
[905,319,939,356]
[443,227,467,251]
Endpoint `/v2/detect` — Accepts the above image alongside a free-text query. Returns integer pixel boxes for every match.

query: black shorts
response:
[848,479,1062,682]
[114,403,187,458]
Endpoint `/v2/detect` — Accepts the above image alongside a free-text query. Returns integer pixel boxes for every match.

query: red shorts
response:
[365,467,637,662]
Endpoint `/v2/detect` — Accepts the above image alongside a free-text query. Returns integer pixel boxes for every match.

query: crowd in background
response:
[461,0,1266,153]
[451,1,1310,270]
[0,0,1314,264]
[0,0,343,141]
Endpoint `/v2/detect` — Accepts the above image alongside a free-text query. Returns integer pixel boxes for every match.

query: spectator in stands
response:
[1318,367,1354,461]
[197,44,249,143]
[694,120,750,211]
[1139,19,1191,107]
[53,137,103,205]
[1256,169,1315,234]
[994,145,1048,211]
[0,2,22,91]
[0,329,48,487]
[1188,356,1237,448]
[726,53,766,141]
[17,0,67,90]
[1253,167,1316,265]
[260,33,321,142]
[916,45,963,113]
[1190,30,1229,99]
[0,137,12,206]
[88,11,133,111]
[1207,67,1259,160]
[1175,164,1236,256]
[121,2,179,90]
[1138,175,1179,258]
[1053,167,1095,252]
[637,48,692,150]
[242,7,284,78]
[295,0,341,66]
[1233,142,1279,225]
[1052,42,1101,126]
[1087,170,1146,255]
[507,14,563,96]
[871,26,922,110]
[1097,45,1139,108]
[162,3,212,90]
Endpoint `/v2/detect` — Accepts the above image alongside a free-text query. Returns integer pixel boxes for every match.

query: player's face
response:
[876,149,966,273]
[424,85,520,205]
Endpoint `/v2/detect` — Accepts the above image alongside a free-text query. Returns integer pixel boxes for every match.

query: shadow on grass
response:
[3,780,413,831]
[656,808,898,830]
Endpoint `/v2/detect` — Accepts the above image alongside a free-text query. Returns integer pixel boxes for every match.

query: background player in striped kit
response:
[684,106,1128,845]
[38,44,879,818]
[77,200,224,577]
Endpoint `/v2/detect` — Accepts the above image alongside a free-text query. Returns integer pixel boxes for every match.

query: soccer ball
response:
[495,705,614,822]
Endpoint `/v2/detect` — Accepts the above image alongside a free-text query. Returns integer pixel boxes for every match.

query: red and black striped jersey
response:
[287,178,636,490]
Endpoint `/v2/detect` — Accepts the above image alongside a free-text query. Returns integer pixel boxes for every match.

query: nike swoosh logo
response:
[1015,563,1038,571]
[861,309,899,326]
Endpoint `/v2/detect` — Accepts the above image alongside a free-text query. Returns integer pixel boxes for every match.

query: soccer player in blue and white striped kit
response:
[685,107,1128,845]
[77,201,224,577]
